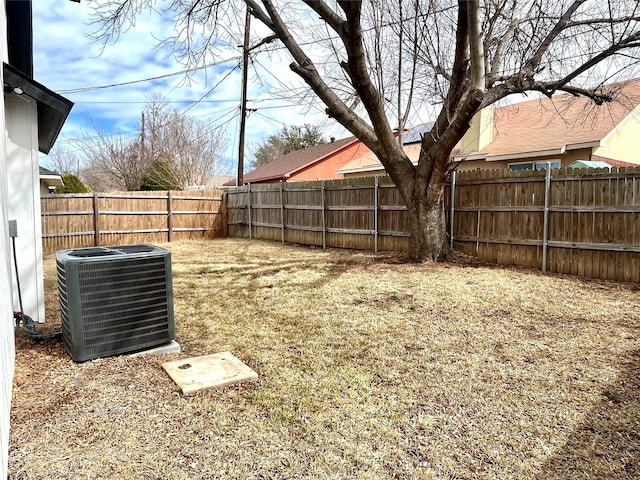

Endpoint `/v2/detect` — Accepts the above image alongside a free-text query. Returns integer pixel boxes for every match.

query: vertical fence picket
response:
[93,192,100,247]
[450,170,456,249]
[167,191,173,242]
[321,180,326,250]
[247,184,252,240]
[476,210,480,253]
[374,176,379,253]
[280,182,285,243]
[542,164,552,272]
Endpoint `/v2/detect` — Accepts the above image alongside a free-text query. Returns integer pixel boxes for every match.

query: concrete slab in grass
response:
[162,352,258,395]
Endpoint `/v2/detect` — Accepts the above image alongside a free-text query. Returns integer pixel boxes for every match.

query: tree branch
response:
[432,0,470,139]
[522,0,587,77]
[552,31,640,91]
[245,0,273,27]
[335,0,402,155]
[256,0,378,148]
[466,0,485,90]
[301,0,345,38]
[567,15,640,28]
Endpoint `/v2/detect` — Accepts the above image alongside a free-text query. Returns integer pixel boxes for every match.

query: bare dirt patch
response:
[9,238,640,479]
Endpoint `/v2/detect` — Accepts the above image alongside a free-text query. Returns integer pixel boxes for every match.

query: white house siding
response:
[1,3,16,478]
[6,95,45,324]
[0,193,14,480]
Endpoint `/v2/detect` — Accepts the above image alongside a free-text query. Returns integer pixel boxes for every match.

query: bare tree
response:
[75,128,148,191]
[75,95,229,191]
[43,144,82,176]
[91,0,640,261]
[142,94,230,189]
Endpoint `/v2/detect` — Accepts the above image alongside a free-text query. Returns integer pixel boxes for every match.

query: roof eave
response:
[565,141,601,150]
[484,147,566,162]
[243,174,287,184]
[336,164,385,175]
[453,153,487,162]
[40,175,64,187]
[3,62,74,154]
[336,158,419,175]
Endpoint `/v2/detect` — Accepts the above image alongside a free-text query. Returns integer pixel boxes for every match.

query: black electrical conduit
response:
[12,235,61,342]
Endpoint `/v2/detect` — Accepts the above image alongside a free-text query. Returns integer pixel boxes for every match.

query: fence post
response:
[374,176,379,253]
[220,190,229,238]
[247,183,252,240]
[280,182,285,243]
[449,170,456,249]
[542,164,552,272]
[476,210,480,253]
[167,190,173,242]
[321,180,326,250]
[93,192,100,247]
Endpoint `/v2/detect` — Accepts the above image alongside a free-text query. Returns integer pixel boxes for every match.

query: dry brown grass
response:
[9,238,640,479]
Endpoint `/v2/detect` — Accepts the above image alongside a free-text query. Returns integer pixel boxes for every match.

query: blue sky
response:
[32,1,343,174]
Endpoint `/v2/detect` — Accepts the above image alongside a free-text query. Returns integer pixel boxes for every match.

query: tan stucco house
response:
[337,79,640,177]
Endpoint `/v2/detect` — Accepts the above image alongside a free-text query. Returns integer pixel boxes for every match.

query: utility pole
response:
[237,7,251,187]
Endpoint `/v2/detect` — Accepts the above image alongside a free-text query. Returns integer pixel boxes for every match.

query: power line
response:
[72,99,239,104]
[58,57,239,94]
[177,64,241,117]
[67,64,242,143]
[253,110,286,129]
[56,104,240,146]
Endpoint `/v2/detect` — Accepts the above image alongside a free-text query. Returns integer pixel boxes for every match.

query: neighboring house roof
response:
[568,160,612,169]
[3,63,74,154]
[460,79,640,161]
[589,155,637,168]
[188,175,235,189]
[39,166,64,189]
[338,81,640,175]
[231,137,358,184]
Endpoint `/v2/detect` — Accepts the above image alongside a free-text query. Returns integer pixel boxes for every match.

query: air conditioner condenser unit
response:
[56,244,175,362]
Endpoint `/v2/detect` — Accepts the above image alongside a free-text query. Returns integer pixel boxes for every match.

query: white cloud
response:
[33,1,347,175]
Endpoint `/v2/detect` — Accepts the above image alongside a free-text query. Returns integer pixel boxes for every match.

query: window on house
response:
[508,160,560,171]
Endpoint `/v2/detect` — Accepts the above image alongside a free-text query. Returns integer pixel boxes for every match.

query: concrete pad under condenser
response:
[162,352,258,395]
[129,340,182,358]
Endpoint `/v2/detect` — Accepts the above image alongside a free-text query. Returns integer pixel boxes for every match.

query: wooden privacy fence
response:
[41,189,225,255]
[226,167,640,282]
[227,177,411,253]
[450,167,640,282]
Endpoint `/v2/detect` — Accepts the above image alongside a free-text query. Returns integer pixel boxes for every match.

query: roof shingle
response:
[240,137,357,184]
[476,79,640,159]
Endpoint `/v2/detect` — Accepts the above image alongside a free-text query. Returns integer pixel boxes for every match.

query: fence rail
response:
[226,167,640,283]
[41,189,225,255]
[227,177,412,253]
[450,167,640,282]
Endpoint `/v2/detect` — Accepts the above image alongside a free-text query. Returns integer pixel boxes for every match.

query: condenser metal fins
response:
[56,244,175,362]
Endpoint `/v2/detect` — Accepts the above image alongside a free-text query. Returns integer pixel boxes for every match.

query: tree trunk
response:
[405,170,449,262]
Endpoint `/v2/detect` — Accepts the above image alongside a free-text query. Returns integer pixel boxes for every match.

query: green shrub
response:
[53,174,91,194]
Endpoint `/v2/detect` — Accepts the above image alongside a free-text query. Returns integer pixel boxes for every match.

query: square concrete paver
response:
[162,352,258,395]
